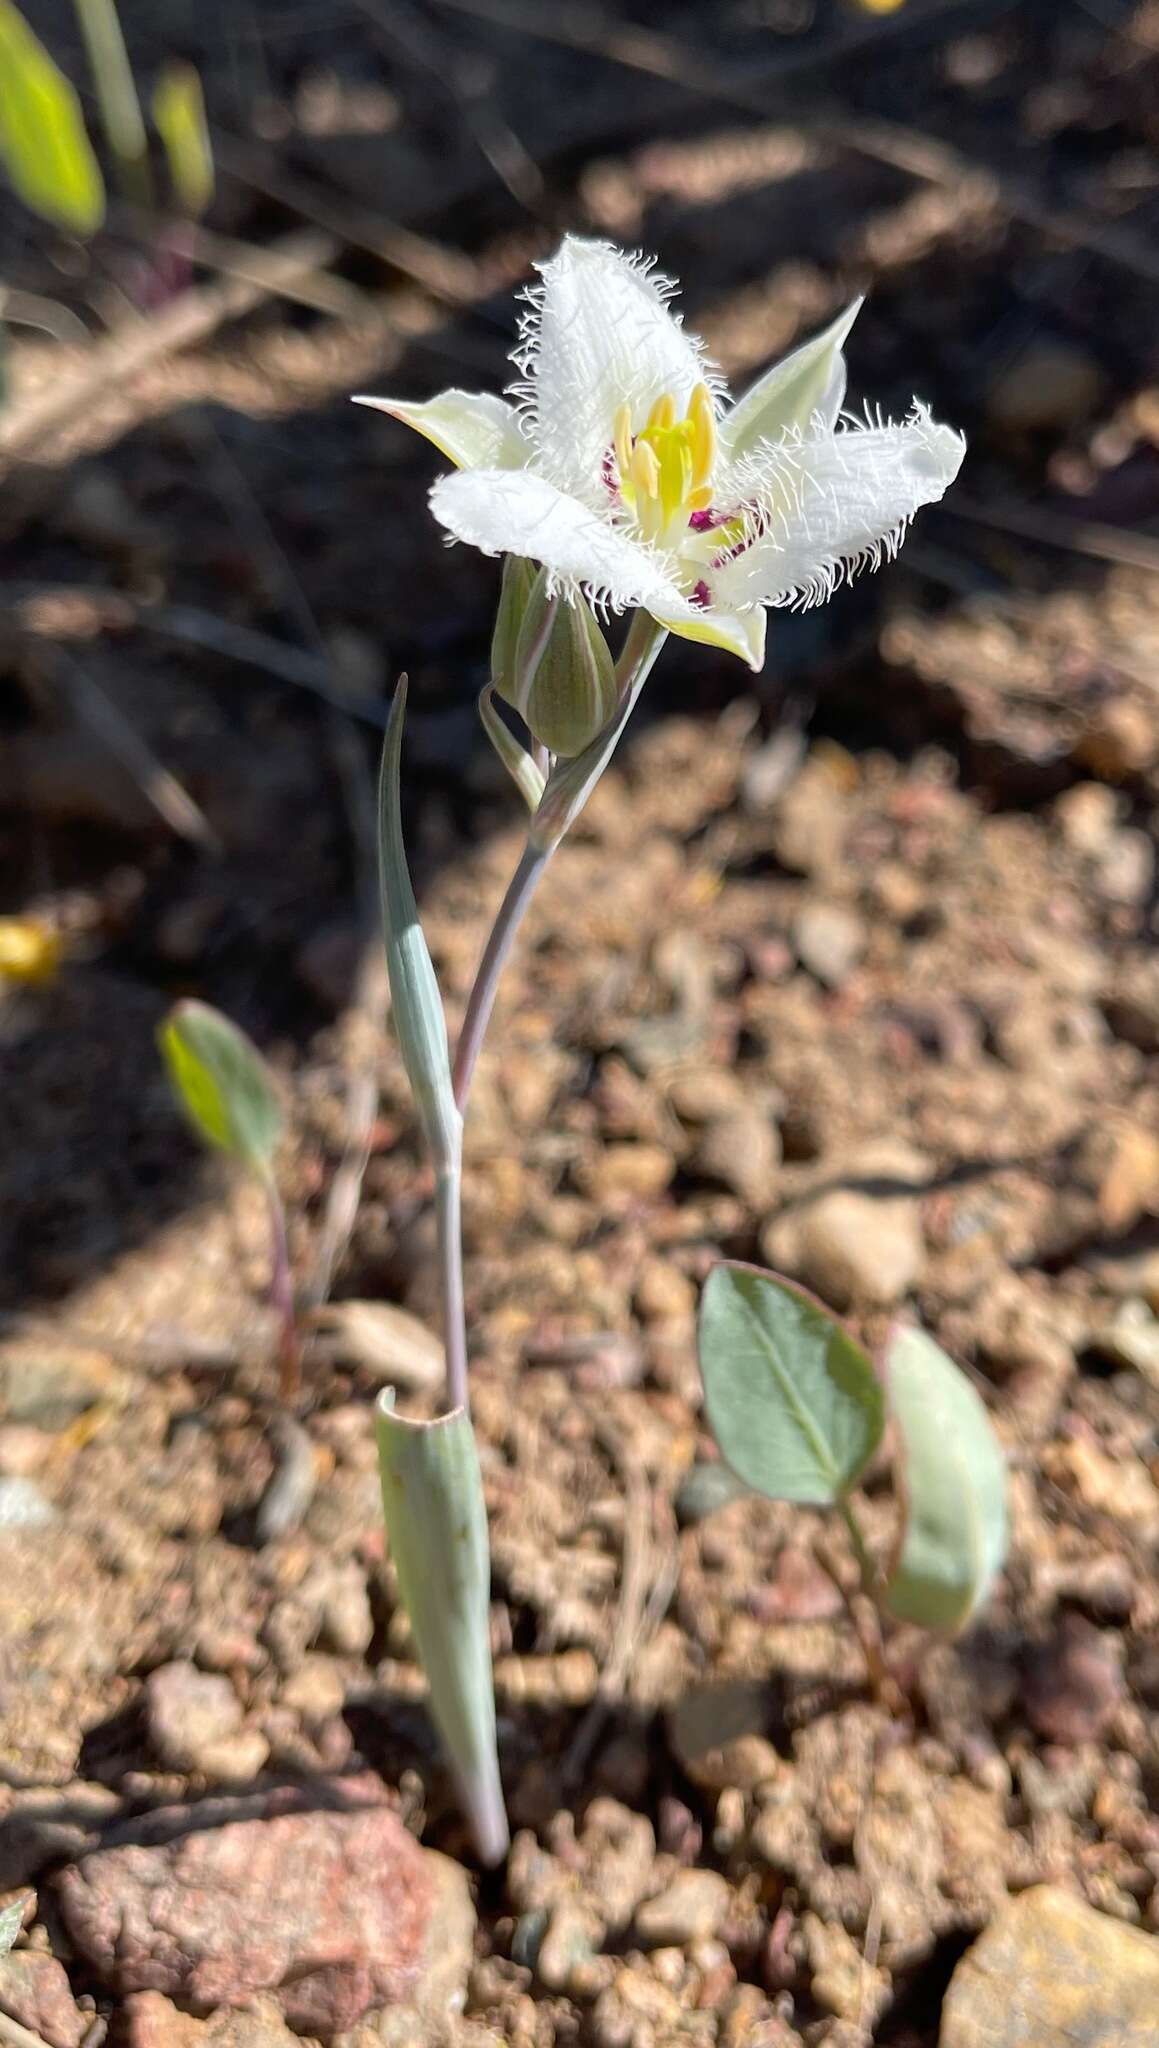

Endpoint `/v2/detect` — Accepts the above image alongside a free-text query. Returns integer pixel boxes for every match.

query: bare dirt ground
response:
[1,4,1158,2044]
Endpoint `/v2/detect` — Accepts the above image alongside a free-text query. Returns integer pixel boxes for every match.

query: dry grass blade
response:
[0,229,339,465]
[52,649,219,850]
[435,0,1159,289]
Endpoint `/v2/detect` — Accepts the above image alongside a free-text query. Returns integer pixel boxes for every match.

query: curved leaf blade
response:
[882,1324,1007,1634]
[376,1392,508,1865]
[0,2,105,234]
[158,999,282,1176]
[378,678,461,1172]
[698,1262,885,1505]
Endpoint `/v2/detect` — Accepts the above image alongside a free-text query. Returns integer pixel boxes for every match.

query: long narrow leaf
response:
[0,3,104,233]
[882,1324,1007,1634]
[376,1393,508,1865]
[378,679,461,1172]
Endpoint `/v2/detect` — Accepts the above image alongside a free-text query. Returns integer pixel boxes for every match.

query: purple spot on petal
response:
[688,508,716,531]
[691,580,711,609]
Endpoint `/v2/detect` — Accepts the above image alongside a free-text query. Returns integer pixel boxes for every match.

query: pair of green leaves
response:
[699,1264,1007,1634]
[0,2,212,237]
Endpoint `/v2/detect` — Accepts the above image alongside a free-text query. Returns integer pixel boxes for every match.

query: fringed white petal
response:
[430,467,687,615]
[719,299,863,473]
[511,237,722,505]
[711,403,965,612]
[353,390,526,471]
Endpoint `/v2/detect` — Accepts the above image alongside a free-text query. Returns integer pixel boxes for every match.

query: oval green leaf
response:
[882,1324,1007,1635]
[158,998,282,1176]
[153,61,214,216]
[698,1262,885,1505]
[0,1,105,234]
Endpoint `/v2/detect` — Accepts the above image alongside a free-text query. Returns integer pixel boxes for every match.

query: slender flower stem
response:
[453,841,549,1112]
[266,1180,301,1406]
[435,1157,470,1412]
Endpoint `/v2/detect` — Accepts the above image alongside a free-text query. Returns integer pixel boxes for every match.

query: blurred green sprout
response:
[158,999,299,1403]
[0,0,214,241]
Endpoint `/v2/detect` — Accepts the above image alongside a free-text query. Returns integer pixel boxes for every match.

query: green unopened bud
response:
[494,563,617,759]
[490,556,537,706]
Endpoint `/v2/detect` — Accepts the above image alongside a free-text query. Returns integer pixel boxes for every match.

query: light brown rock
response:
[633,1870,730,1946]
[0,1951,87,2048]
[939,1885,1159,2046]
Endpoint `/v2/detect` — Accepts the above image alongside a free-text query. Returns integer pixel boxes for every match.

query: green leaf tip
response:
[698,1262,885,1506]
[0,1,105,234]
[882,1323,1008,1635]
[153,60,214,216]
[376,1391,508,1865]
[158,998,282,1176]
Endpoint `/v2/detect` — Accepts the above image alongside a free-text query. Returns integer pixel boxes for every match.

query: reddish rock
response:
[1024,1613,1124,1746]
[55,1788,474,2038]
[0,1950,87,2048]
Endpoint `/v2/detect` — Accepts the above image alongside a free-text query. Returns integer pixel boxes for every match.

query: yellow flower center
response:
[614,383,716,545]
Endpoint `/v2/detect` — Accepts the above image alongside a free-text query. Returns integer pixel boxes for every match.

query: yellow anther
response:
[613,402,633,483]
[630,440,660,499]
[687,483,714,512]
[644,390,677,436]
[688,382,716,491]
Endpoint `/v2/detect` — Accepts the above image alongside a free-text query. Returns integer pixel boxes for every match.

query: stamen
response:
[613,402,633,483]
[687,487,714,515]
[689,383,716,491]
[630,441,660,499]
[644,391,677,435]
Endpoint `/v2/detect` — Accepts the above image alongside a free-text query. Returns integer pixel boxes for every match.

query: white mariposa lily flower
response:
[356,237,965,672]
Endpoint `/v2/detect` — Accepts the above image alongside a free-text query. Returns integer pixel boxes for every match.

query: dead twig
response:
[51,647,219,850]
[941,493,1159,578]
[562,1415,678,1787]
[435,0,1159,289]
[0,229,340,465]
[213,132,478,303]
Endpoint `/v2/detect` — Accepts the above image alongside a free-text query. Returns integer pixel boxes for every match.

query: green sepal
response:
[478,685,546,811]
[376,1391,508,1865]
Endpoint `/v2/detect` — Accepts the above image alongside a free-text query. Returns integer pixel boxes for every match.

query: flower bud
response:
[494,563,618,759]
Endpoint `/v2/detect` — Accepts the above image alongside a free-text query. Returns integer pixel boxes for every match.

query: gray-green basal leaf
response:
[376,1392,508,1865]
[378,678,462,1171]
[882,1324,1007,1634]
[698,1262,885,1505]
